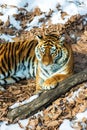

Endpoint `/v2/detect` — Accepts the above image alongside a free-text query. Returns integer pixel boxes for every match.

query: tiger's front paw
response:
[42,78,58,90]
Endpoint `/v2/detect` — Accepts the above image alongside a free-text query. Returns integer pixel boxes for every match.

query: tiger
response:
[0,34,74,93]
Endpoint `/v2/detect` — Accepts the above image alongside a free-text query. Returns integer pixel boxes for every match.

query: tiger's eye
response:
[40,46,45,53]
[50,46,56,54]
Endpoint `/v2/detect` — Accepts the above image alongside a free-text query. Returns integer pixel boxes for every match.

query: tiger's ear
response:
[59,36,65,46]
[36,35,43,42]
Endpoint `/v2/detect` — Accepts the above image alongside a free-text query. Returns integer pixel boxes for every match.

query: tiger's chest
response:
[38,62,67,80]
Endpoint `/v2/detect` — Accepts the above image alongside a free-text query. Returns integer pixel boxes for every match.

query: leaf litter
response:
[0,4,87,130]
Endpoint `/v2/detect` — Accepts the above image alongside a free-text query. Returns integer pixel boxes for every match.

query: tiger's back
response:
[0,40,38,85]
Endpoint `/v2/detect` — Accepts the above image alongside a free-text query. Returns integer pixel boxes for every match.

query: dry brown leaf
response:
[47,120,58,127]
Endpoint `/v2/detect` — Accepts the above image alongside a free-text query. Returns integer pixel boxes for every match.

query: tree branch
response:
[7,68,87,123]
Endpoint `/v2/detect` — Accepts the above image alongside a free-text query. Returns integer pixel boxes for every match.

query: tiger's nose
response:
[42,55,53,66]
[43,61,50,66]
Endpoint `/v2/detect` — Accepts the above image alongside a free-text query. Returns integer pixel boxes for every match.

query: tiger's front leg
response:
[35,73,44,94]
[41,74,68,90]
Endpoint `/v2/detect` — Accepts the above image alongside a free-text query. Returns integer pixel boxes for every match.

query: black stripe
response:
[4,50,8,65]
[12,76,25,82]
[0,45,6,55]
[32,55,36,77]
[22,59,25,70]
[19,41,27,53]
[11,42,15,71]
[4,79,8,84]
[2,58,8,73]
[14,44,17,73]
[4,55,11,77]
[43,68,49,76]
[26,40,37,60]
[0,44,3,50]
[27,57,31,76]
[0,67,5,77]
[18,42,22,64]
[7,43,11,72]
[15,42,20,50]
[14,42,21,73]
[11,76,20,82]
[44,41,54,46]
[18,41,27,63]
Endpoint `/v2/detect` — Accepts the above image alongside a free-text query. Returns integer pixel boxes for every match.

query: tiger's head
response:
[35,34,68,67]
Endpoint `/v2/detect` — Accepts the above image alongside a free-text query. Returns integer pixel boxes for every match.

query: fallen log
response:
[7,68,87,123]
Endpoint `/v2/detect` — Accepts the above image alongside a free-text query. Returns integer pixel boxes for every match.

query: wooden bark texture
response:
[7,68,87,123]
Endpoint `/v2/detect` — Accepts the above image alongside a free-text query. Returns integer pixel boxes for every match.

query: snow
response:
[0,0,87,41]
[10,17,21,30]
[10,94,38,109]
[0,121,22,130]
[0,112,44,130]
[59,119,74,130]
[51,11,70,24]
[29,0,58,12]
[76,110,87,120]
[66,88,82,102]
[0,0,87,129]
[0,34,15,42]
[59,110,87,130]
[0,5,18,23]
[0,0,28,8]
[26,14,45,31]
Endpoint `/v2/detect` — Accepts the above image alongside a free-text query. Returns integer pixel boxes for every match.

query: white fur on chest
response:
[39,62,68,80]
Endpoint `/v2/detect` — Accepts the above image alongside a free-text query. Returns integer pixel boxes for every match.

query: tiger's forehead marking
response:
[42,40,56,47]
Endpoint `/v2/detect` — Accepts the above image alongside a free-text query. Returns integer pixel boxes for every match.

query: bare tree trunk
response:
[7,69,87,123]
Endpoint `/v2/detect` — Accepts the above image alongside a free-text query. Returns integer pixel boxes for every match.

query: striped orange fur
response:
[35,34,74,92]
[0,34,74,92]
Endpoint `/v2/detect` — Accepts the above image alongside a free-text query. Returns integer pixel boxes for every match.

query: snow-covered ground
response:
[0,0,87,129]
[0,0,87,41]
[0,110,87,130]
